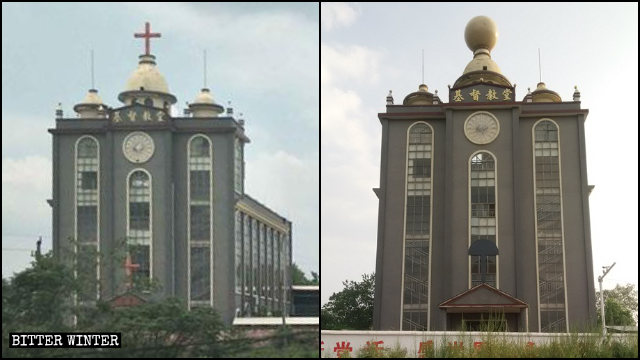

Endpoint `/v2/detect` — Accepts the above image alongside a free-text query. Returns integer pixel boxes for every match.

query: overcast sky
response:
[321,2,638,305]
[2,3,318,279]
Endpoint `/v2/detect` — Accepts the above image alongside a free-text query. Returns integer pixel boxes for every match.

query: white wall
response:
[321,330,635,358]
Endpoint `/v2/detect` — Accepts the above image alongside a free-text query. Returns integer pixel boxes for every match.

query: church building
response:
[372,16,596,332]
[49,22,292,325]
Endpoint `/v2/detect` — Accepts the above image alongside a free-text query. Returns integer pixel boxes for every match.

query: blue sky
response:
[322,3,638,305]
[2,3,318,279]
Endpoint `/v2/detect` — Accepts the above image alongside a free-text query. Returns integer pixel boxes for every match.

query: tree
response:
[321,273,374,330]
[596,283,638,326]
[2,251,76,332]
[601,298,635,327]
[3,248,317,357]
[310,271,319,285]
[291,262,319,285]
[2,250,226,358]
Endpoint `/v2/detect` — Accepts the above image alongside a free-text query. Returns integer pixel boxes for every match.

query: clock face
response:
[464,112,500,144]
[123,132,154,163]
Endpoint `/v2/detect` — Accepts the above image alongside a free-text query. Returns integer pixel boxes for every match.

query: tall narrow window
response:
[267,227,273,312]
[235,138,244,194]
[188,135,212,306]
[533,120,567,332]
[259,223,266,312]
[251,218,259,313]
[243,214,251,315]
[76,136,99,301]
[469,152,498,288]
[127,170,151,283]
[276,231,283,313]
[402,123,433,331]
[235,210,242,296]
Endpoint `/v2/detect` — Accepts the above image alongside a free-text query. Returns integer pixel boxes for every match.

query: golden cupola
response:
[453,16,512,88]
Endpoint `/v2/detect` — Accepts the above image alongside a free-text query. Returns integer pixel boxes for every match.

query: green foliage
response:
[356,341,385,358]
[603,298,635,326]
[355,341,408,358]
[292,262,319,285]
[385,343,408,358]
[324,334,638,358]
[2,251,77,357]
[2,251,76,332]
[2,250,317,358]
[321,273,374,330]
[596,283,638,325]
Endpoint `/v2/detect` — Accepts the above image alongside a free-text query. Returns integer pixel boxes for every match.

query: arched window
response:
[75,136,99,301]
[127,170,152,283]
[469,152,498,288]
[533,119,567,332]
[402,123,433,331]
[188,135,213,307]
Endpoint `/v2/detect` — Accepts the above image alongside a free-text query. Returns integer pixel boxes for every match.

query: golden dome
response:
[124,55,170,93]
[80,89,104,105]
[465,16,498,52]
[189,88,224,117]
[193,88,216,104]
[462,49,502,74]
[531,82,562,102]
[74,89,106,118]
[453,16,511,88]
[403,84,434,105]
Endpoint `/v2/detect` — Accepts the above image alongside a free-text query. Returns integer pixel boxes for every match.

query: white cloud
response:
[321,43,380,85]
[2,156,52,236]
[126,3,317,103]
[1,114,52,158]
[321,42,382,304]
[321,2,358,31]
[244,150,319,275]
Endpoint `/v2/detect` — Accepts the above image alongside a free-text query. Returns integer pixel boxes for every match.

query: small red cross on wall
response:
[124,253,140,290]
[134,22,161,56]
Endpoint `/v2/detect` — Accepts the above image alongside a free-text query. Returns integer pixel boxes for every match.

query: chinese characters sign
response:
[110,105,168,125]
[321,336,539,357]
[451,85,514,103]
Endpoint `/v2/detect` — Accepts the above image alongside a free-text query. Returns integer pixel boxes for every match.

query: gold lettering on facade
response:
[127,110,137,122]
[453,89,464,102]
[469,89,481,101]
[156,111,165,122]
[502,88,513,100]
[486,89,498,101]
[142,110,152,122]
[112,111,122,123]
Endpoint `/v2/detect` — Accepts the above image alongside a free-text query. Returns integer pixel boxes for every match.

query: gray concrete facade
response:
[373,96,597,332]
[50,104,292,326]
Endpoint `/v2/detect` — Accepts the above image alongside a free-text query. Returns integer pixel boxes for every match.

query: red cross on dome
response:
[134,22,161,56]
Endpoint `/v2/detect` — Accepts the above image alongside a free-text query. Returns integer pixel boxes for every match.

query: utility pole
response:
[598,262,616,336]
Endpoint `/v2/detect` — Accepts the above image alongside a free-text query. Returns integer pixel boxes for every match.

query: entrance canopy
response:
[439,283,527,313]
